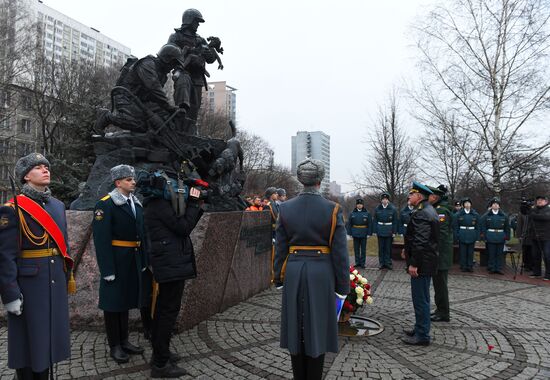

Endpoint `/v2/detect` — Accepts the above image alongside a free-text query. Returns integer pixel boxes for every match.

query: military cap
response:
[488,197,501,206]
[15,152,50,184]
[535,195,548,200]
[296,158,325,186]
[454,200,461,206]
[265,187,278,198]
[409,181,433,197]
[380,192,390,200]
[110,164,135,182]
[461,197,472,206]
[276,188,286,197]
[356,198,364,205]
[427,185,447,197]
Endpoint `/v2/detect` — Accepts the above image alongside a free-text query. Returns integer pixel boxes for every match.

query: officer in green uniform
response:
[427,185,453,322]
[480,198,510,274]
[92,165,146,364]
[453,197,480,272]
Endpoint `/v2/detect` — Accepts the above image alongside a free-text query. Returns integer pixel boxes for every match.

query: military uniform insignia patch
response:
[438,214,446,222]
[94,209,104,221]
[0,215,9,228]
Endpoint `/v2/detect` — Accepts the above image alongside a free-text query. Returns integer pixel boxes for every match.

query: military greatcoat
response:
[0,195,71,371]
[92,189,146,312]
[273,191,349,358]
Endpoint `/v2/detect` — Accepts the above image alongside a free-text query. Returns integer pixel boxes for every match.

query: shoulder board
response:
[101,195,111,201]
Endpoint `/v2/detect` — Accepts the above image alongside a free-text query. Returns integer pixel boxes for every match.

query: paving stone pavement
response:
[1,261,549,379]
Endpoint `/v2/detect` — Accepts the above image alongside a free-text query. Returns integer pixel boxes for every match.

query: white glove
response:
[5,296,23,315]
[104,275,115,281]
[335,292,347,300]
[276,286,283,290]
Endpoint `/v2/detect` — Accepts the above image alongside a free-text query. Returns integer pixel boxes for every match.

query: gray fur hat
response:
[276,188,286,197]
[15,152,50,184]
[265,187,277,198]
[110,164,135,182]
[296,158,325,186]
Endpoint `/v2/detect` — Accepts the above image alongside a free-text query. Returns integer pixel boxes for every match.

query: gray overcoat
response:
[0,196,71,371]
[273,191,349,358]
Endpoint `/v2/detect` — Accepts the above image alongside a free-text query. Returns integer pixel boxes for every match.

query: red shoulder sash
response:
[9,195,74,269]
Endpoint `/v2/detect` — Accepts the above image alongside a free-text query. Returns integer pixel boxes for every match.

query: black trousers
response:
[151,280,185,367]
[15,367,48,380]
[104,311,129,347]
[522,244,532,270]
[290,353,325,380]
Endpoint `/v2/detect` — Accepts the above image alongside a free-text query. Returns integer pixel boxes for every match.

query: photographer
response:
[141,172,204,378]
[520,195,550,280]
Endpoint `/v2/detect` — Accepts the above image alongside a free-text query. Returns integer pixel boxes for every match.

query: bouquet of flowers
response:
[343,266,373,315]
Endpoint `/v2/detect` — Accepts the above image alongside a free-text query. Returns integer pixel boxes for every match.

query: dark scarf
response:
[21,183,51,203]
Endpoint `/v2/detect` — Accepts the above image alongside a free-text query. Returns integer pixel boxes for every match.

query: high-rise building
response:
[329,181,342,197]
[201,81,237,122]
[291,131,330,194]
[0,0,132,202]
[24,0,131,67]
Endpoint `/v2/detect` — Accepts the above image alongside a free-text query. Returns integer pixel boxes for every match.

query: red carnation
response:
[365,284,371,290]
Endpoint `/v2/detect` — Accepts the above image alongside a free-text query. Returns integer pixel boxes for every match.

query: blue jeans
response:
[377,236,393,267]
[411,276,431,342]
[532,240,550,278]
[487,243,505,272]
[459,243,475,270]
[353,237,367,267]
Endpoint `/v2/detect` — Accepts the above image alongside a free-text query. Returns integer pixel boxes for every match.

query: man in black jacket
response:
[402,182,439,346]
[521,195,550,280]
[142,176,204,378]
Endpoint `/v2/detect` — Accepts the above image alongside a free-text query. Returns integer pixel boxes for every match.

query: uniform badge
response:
[94,209,104,221]
[439,214,446,222]
[0,215,9,229]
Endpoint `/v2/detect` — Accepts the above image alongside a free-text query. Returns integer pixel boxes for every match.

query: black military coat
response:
[404,199,440,276]
[92,190,146,312]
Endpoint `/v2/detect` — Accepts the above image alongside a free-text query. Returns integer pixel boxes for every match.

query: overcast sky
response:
[42,0,436,193]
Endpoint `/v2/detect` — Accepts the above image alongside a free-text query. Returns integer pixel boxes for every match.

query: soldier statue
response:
[95,44,185,133]
[168,8,221,135]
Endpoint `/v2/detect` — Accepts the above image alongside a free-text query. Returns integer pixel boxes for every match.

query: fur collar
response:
[108,189,142,207]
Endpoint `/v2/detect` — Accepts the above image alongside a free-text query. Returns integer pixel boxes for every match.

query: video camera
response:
[520,197,535,207]
[136,170,211,202]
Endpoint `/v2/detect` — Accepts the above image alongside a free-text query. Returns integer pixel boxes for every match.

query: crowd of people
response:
[0,153,204,379]
[1,152,548,380]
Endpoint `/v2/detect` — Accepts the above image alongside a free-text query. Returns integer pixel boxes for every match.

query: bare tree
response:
[356,92,416,208]
[413,91,471,199]
[414,0,550,196]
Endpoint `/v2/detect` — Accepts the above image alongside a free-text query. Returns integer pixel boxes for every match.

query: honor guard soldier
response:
[402,182,439,346]
[345,198,372,268]
[480,198,510,274]
[273,158,349,379]
[427,185,453,322]
[0,153,75,380]
[93,165,146,364]
[399,200,414,235]
[453,197,480,272]
[373,192,398,269]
